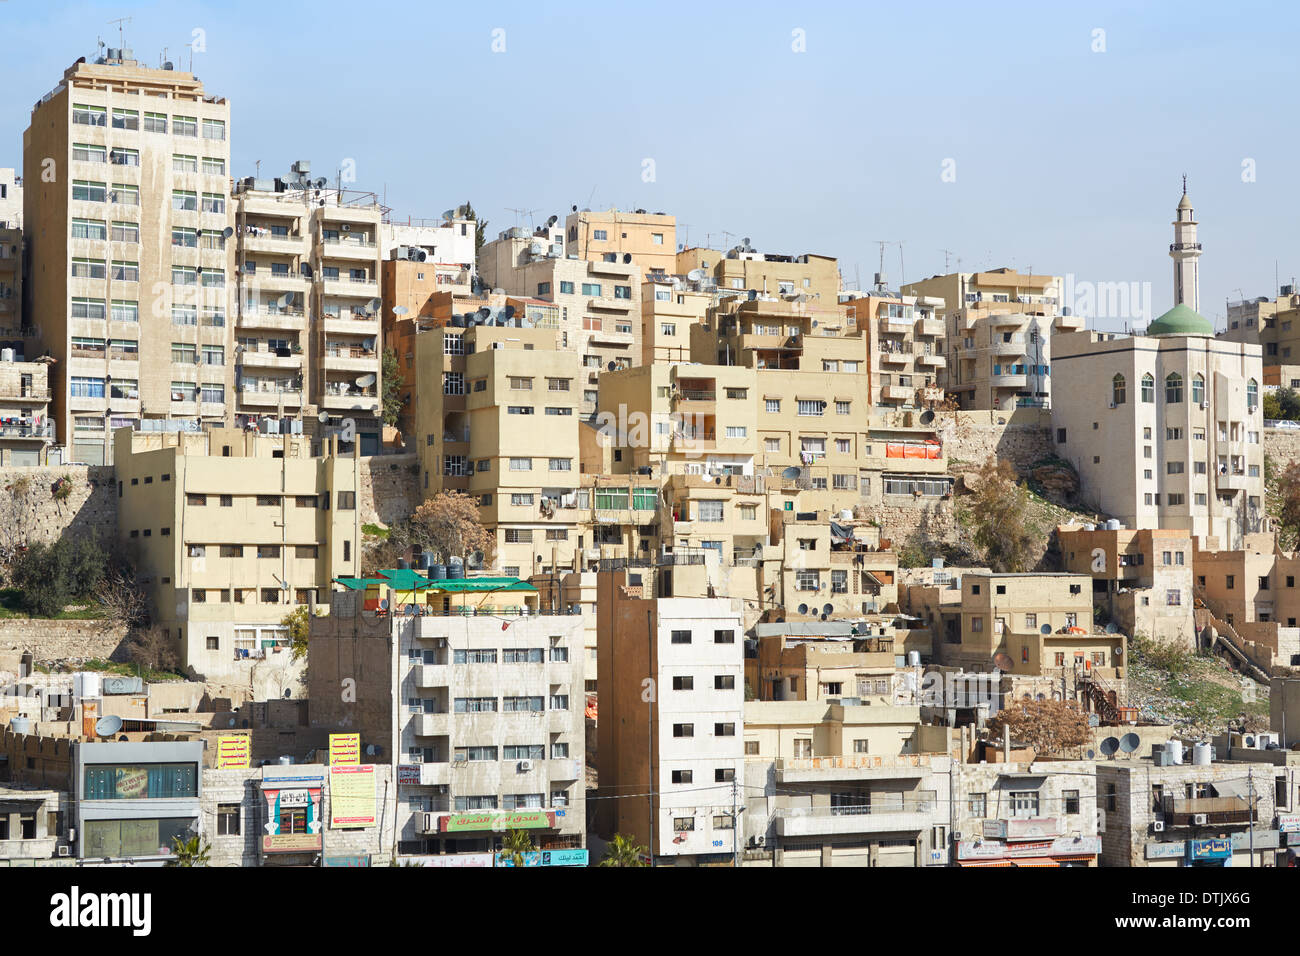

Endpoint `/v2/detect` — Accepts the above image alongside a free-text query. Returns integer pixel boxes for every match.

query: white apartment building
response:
[596,573,746,866]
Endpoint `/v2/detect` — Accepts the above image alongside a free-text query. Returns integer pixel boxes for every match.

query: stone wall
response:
[0,620,131,668]
[0,465,117,549]
[1264,426,1300,469]
[359,454,421,528]
[936,408,1055,475]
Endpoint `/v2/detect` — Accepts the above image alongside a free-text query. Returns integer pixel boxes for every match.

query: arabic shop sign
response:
[1187,838,1231,862]
[443,810,553,832]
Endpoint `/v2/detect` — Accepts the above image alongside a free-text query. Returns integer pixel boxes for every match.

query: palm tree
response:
[500,828,536,867]
[598,833,647,867]
[167,833,211,867]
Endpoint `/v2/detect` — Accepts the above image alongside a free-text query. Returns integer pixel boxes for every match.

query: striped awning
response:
[958,859,1013,867]
[1012,857,1061,868]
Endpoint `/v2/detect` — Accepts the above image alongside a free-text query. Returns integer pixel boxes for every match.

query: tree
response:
[1264,387,1300,422]
[1275,460,1300,549]
[986,698,1090,758]
[8,534,112,617]
[127,626,180,674]
[463,201,487,259]
[407,491,496,566]
[499,828,535,867]
[94,563,151,631]
[381,348,403,428]
[283,605,312,663]
[967,458,1038,572]
[167,833,211,867]
[598,833,647,867]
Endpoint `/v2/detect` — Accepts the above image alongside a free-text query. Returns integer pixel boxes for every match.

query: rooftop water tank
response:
[446,558,464,580]
[72,672,101,700]
[277,755,293,766]
[1192,741,1212,765]
[1167,738,1184,765]
[428,563,447,581]
[907,651,921,667]
[10,716,31,734]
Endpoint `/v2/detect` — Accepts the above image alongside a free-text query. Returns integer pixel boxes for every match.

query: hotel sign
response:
[442,810,554,833]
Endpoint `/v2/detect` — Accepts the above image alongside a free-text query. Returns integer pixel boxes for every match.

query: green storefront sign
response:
[444,810,552,832]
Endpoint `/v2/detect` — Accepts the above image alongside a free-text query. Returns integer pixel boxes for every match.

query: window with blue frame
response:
[71,376,106,398]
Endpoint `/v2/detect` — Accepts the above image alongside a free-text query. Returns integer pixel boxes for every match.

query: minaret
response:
[1170,175,1201,312]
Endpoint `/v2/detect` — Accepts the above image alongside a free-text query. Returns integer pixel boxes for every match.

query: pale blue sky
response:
[3,0,1299,328]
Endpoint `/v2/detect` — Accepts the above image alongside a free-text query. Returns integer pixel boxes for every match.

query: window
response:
[673,817,695,832]
[715,768,735,782]
[765,399,780,413]
[509,457,531,472]
[1140,373,1154,403]
[83,762,198,799]
[714,723,736,737]
[217,803,241,835]
[1063,790,1080,814]
[1165,372,1183,404]
[1191,374,1205,405]
[714,629,735,644]
[797,399,826,416]
[670,629,692,644]
[725,426,747,439]
[1111,373,1126,404]
[672,770,693,784]
[1009,791,1040,817]
[672,724,693,737]
[835,400,851,415]
[174,115,198,137]
[672,675,694,691]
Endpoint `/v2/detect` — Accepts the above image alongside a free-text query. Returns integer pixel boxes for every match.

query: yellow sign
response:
[215,735,251,769]
[329,733,361,766]
[330,765,376,828]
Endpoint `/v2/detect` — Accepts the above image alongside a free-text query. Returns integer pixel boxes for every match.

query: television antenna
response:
[506,207,538,230]
[108,16,132,49]
[940,249,956,273]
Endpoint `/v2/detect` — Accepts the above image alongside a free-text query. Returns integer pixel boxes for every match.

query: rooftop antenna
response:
[254,159,261,178]
[897,240,905,287]
[721,230,735,249]
[108,16,131,50]
[940,249,955,272]
[506,207,538,229]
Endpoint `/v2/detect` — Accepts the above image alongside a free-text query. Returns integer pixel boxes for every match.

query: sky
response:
[3,0,1299,330]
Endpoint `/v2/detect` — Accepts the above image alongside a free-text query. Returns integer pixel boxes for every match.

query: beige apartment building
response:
[0,169,21,343]
[699,244,840,304]
[901,268,1078,410]
[0,355,55,465]
[231,166,385,452]
[413,323,582,578]
[308,579,587,860]
[478,231,641,414]
[564,207,677,276]
[24,54,235,464]
[113,425,362,681]
[842,289,947,411]
[1051,325,1265,549]
[749,622,902,704]
[742,700,953,867]
[640,275,715,366]
[1193,532,1300,671]
[1058,524,1196,646]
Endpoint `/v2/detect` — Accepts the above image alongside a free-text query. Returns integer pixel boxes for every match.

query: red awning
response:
[1011,857,1061,868]
[957,859,1014,867]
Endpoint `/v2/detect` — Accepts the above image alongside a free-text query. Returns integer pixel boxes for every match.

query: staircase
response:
[1078,668,1121,723]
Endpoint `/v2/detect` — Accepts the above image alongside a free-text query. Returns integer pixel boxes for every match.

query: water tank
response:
[446,558,465,580]
[1167,739,1184,765]
[0,348,13,363]
[396,558,410,570]
[10,716,31,735]
[907,651,921,667]
[277,755,293,766]
[73,671,102,700]
[839,509,854,522]
[1083,523,1096,532]
[1105,519,1121,531]
[428,563,447,581]
[1192,741,1212,765]
[419,551,435,571]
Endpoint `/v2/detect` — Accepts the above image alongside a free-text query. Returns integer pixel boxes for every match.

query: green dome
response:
[1146,303,1213,337]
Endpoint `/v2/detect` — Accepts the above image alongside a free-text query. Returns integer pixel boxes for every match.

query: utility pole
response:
[1248,768,1255,867]
[732,777,740,869]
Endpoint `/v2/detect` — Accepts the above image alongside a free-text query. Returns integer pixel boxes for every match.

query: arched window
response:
[1165,372,1183,404]
[1191,373,1205,406]
[1112,374,1126,405]
[1140,373,1155,403]
[1247,378,1259,412]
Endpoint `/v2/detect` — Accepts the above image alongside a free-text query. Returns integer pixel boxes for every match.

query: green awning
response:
[426,577,538,593]
[376,569,436,591]
[334,577,386,591]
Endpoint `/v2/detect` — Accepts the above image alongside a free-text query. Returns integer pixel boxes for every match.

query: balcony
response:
[881,385,913,402]
[323,350,378,373]
[322,390,379,413]
[413,712,450,737]
[239,309,306,331]
[674,388,717,403]
[917,353,946,368]
[550,759,582,780]
[322,236,378,261]
[915,318,945,337]
[239,387,302,407]
[414,663,448,688]
[1054,314,1085,332]
[987,311,1028,328]
[989,372,1028,388]
[239,348,302,370]
[1161,796,1253,827]
[879,317,912,335]
[242,232,307,254]
[774,754,935,783]
[0,421,55,441]
[322,315,379,336]
[254,272,309,294]
[990,339,1028,357]
[879,349,910,366]
[984,817,1064,840]
[772,800,937,837]
[320,276,379,298]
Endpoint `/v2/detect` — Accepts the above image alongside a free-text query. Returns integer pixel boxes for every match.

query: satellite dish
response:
[1119,733,1140,754]
[95,714,123,737]
[546,215,558,228]
[687,268,705,282]
[450,314,465,328]
[1105,622,1118,634]
[442,209,456,221]
[318,411,330,423]
[315,177,327,188]
[781,466,801,480]
[504,305,516,319]
[606,361,617,372]
[919,409,935,424]
[811,320,818,328]
[477,307,492,321]
[571,204,578,212]
[1040,624,1051,635]
[623,253,632,263]
[1099,736,1120,756]
[796,604,808,616]
[1085,749,1096,760]
[362,337,376,350]
[356,373,377,388]
[222,226,234,239]
[277,292,293,308]
[822,603,833,616]
[992,652,1014,671]
[393,306,409,317]
[365,297,381,314]
[299,263,313,278]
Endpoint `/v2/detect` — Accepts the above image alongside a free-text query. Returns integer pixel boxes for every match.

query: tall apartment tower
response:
[1171,182,1201,314]
[23,53,235,464]
[231,166,385,453]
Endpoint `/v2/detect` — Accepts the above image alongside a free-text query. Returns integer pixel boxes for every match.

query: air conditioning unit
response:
[517,760,534,772]
[492,342,505,350]
[1108,402,1116,409]
[1152,820,1165,833]
[1200,402,1208,410]
[1192,813,1208,825]
[57,845,70,857]
[453,752,467,763]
